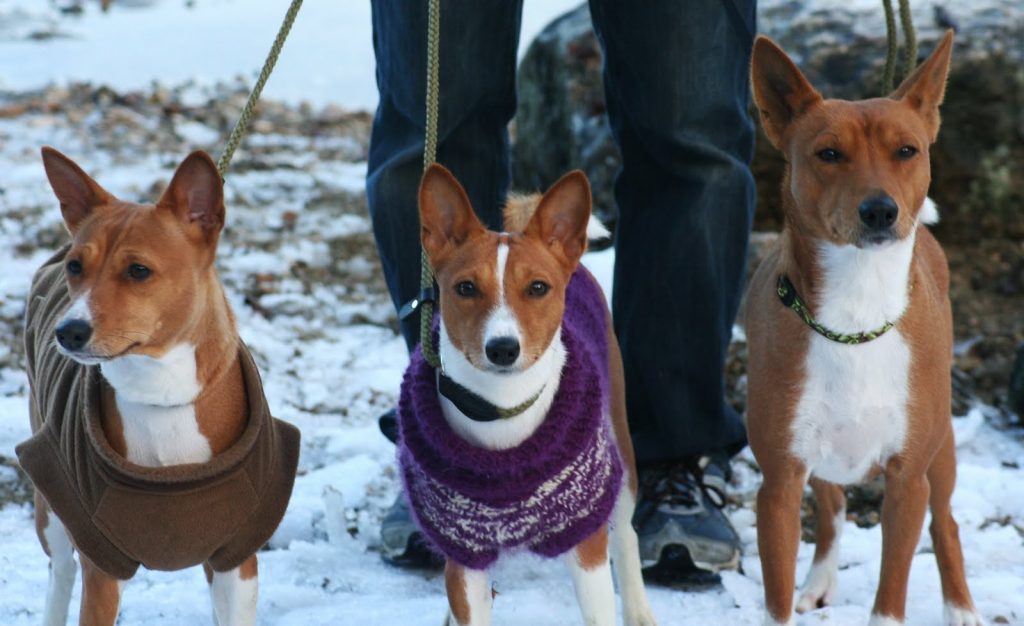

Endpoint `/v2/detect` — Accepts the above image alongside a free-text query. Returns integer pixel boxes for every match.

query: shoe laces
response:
[641,459,727,515]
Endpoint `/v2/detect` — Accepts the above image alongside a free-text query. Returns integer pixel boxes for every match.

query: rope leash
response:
[417,0,443,369]
[881,0,917,93]
[216,0,304,177]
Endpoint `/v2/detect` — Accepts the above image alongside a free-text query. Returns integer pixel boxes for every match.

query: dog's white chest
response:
[101,343,212,467]
[790,329,911,485]
[116,400,212,466]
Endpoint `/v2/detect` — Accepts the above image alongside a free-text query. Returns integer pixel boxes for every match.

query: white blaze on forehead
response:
[62,289,92,323]
[483,241,522,346]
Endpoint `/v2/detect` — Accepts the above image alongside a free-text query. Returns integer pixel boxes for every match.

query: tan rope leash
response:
[881,0,918,93]
[216,0,304,177]
[418,0,443,369]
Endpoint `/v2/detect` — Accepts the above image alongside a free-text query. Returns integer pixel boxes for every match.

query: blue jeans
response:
[367,0,755,464]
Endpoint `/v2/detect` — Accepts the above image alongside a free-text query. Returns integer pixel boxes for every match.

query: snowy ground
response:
[0,0,581,111]
[0,1,1023,625]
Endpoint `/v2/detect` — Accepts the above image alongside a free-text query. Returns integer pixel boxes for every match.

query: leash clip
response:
[399,287,437,321]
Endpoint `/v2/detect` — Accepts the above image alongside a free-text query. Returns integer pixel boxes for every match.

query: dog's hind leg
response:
[444,560,492,626]
[796,478,846,612]
[35,493,76,626]
[564,524,615,626]
[926,429,983,626]
[205,555,258,626]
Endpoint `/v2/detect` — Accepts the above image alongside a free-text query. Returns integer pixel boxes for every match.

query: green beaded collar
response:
[776,275,896,345]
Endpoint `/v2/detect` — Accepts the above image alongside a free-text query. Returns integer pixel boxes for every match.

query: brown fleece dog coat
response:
[16,249,301,580]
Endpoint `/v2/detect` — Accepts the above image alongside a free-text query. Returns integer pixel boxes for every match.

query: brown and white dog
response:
[412,165,656,626]
[21,149,298,626]
[744,33,984,626]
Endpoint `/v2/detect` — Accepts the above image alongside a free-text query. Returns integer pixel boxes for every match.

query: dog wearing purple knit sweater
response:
[398,164,657,626]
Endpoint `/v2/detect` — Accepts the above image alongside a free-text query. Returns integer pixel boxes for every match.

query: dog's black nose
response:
[55,319,92,352]
[485,336,520,366]
[858,196,899,231]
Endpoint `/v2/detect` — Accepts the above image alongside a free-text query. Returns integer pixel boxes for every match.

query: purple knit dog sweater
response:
[398,268,624,570]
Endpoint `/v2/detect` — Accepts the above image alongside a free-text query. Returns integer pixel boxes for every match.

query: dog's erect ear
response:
[419,164,486,268]
[41,147,114,235]
[750,36,823,149]
[891,30,954,142]
[523,170,591,269]
[157,151,225,244]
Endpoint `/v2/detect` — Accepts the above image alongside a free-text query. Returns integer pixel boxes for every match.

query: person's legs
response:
[367,0,523,566]
[368,0,523,351]
[588,0,756,576]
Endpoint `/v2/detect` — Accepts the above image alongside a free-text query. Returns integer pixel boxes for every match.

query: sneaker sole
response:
[641,544,740,585]
[381,533,445,569]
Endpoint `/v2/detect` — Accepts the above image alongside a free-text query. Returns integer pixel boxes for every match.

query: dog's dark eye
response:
[816,148,842,163]
[66,259,83,276]
[127,264,151,281]
[455,281,477,298]
[896,145,918,160]
[527,281,550,298]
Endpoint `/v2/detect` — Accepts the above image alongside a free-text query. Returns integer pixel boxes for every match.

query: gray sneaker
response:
[380,492,444,568]
[378,408,444,568]
[632,456,740,582]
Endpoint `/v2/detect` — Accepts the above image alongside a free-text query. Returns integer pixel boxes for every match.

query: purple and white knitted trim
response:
[412,423,618,562]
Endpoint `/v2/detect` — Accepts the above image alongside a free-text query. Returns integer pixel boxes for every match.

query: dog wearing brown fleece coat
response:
[16,148,300,626]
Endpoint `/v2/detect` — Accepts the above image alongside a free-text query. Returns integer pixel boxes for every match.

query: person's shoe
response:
[633,455,741,583]
[377,408,444,568]
[378,407,400,444]
[379,492,444,568]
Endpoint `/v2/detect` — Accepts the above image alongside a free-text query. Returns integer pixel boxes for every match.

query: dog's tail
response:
[919,197,940,225]
[503,193,611,241]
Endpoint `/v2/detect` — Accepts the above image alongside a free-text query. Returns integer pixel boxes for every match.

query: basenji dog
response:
[397,164,656,626]
[17,148,299,626]
[744,33,983,625]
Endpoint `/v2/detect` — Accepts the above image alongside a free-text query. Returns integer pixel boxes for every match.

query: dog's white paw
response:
[794,560,838,613]
[762,615,796,626]
[945,603,985,626]
[867,615,903,626]
[623,604,658,626]
[794,580,837,613]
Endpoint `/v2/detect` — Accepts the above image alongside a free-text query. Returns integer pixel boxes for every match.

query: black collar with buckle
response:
[437,373,545,422]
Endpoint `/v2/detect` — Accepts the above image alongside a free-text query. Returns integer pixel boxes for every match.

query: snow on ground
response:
[0,0,582,111]
[0,1,1022,624]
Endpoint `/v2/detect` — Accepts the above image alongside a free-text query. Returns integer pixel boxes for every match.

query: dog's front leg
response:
[869,471,930,625]
[757,464,807,626]
[563,524,615,626]
[37,498,76,626]
[79,554,123,626]
[609,489,657,626]
[445,560,492,626]
[205,555,258,626]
